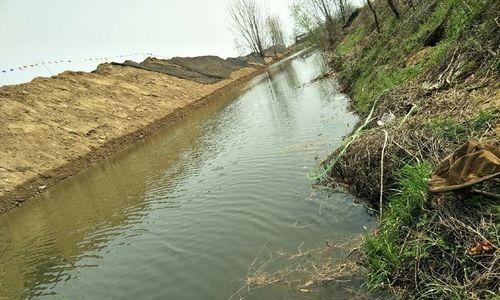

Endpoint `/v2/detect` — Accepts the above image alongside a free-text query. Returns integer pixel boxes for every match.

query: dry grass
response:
[389,194,500,299]
[322,79,499,206]
[229,238,385,300]
[313,0,500,298]
[316,62,499,300]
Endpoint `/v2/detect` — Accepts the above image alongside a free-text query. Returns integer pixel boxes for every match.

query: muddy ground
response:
[0,59,261,214]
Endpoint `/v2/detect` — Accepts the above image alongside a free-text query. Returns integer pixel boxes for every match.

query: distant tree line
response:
[227,0,288,59]
[289,0,404,48]
[289,0,355,49]
[227,0,406,57]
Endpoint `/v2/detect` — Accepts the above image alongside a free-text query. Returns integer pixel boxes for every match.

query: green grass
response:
[364,159,498,290]
[363,162,499,296]
[352,63,424,113]
[331,0,497,295]
[337,28,365,57]
[426,118,467,141]
[426,108,499,141]
[364,163,433,287]
[336,0,491,115]
[470,108,500,131]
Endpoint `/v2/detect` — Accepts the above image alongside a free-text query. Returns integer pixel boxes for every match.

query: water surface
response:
[0,52,374,299]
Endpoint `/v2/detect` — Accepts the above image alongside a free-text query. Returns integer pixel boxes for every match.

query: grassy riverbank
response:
[315,0,499,298]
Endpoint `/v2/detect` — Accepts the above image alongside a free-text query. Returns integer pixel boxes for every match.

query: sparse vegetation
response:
[335,0,495,115]
[309,0,499,298]
[365,162,499,298]
[426,108,499,142]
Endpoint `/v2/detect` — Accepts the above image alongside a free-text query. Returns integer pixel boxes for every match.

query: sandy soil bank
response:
[0,62,261,214]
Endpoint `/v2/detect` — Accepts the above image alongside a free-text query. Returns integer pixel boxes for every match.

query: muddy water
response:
[0,52,374,300]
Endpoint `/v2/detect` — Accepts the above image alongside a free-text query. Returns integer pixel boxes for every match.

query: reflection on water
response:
[0,51,374,300]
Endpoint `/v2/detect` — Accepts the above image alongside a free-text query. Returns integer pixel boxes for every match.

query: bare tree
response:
[386,0,401,19]
[234,38,246,56]
[312,0,337,45]
[313,0,354,45]
[290,2,317,36]
[290,1,325,47]
[367,0,381,33]
[227,0,267,59]
[266,15,286,58]
[290,0,347,47]
[335,0,347,23]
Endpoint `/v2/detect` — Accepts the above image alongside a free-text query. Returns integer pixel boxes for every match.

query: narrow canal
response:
[0,51,374,300]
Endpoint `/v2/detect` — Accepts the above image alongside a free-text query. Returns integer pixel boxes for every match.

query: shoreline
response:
[312,0,499,298]
[0,63,268,215]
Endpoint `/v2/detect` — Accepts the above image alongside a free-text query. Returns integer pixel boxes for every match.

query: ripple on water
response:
[0,51,374,300]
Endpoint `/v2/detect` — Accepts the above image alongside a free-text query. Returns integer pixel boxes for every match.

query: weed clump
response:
[365,171,499,298]
[317,0,500,298]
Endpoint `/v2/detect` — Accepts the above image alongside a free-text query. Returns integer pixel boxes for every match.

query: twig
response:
[393,140,421,163]
[380,130,389,218]
[461,0,473,13]
[399,105,418,128]
[472,189,500,200]
[479,122,492,140]
[248,242,268,274]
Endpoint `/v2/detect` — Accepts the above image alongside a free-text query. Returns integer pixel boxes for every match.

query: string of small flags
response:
[0,52,166,75]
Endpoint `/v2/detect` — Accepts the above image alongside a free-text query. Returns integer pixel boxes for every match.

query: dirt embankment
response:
[0,56,263,214]
[116,56,250,84]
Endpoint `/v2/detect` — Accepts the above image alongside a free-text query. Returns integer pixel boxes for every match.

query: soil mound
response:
[169,56,243,79]
[115,56,249,84]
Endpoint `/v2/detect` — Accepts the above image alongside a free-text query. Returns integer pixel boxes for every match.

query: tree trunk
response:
[386,0,401,19]
[367,0,381,33]
[318,0,336,46]
[325,16,336,46]
[338,0,346,23]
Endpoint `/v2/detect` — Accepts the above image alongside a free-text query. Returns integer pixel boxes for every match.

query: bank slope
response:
[0,59,261,214]
[314,0,499,298]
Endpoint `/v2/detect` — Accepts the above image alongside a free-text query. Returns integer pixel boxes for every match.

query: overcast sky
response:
[0,0,293,85]
[0,0,359,86]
